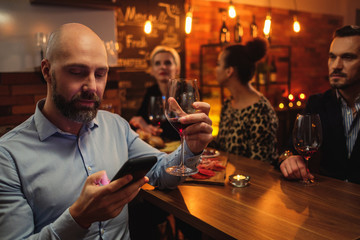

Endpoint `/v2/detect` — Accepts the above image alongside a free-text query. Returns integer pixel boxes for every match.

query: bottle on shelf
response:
[270,56,277,82]
[234,16,244,43]
[257,60,268,85]
[219,13,230,44]
[250,14,258,38]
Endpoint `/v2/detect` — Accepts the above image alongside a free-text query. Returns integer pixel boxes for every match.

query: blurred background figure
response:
[129,45,181,142]
[129,46,200,240]
[212,38,279,163]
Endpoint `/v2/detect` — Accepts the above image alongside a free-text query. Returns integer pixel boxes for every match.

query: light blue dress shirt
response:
[0,100,199,239]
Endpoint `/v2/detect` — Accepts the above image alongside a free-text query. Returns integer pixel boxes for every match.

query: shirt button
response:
[101,228,105,235]
[87,166,92,171]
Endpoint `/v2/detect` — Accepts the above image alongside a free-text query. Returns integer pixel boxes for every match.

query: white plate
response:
[201,148,220,158]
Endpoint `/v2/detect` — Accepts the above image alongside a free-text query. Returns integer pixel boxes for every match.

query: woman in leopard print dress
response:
[214,38,279,163]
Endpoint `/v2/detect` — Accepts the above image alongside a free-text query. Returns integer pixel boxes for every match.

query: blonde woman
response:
[130,45,181,141]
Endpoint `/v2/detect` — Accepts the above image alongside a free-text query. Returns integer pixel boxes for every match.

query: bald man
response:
[0,23,213,239]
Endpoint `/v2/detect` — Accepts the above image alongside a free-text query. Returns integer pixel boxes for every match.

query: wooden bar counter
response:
[140,153,360,239]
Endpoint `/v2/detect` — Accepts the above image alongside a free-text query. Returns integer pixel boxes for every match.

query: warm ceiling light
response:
[293,16,300,33]
[144,20,152,34]
[228,1,236,19]
[263,12,271,37]
[293,0,300,33]
[299,93,306,100]
[185,7,193,34]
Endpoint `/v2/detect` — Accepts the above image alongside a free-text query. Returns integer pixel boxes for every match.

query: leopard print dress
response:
[215,95,279,163]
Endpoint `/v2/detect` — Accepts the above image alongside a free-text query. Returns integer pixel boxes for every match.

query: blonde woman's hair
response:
[149,45,181,73]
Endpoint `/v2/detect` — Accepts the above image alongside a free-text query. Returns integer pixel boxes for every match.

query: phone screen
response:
[111,156,157,183]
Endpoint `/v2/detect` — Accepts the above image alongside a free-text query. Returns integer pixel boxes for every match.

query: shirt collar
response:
[34,99,99,141]
[336,89,343,101]
[355,94,360,106]
[336,89,360,113]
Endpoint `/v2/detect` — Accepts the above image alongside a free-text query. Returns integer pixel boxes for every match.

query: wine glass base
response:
[300,178,318,186]
[166,166,198,176]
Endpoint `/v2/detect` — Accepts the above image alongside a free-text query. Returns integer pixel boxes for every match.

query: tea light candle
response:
[229,174,250,187]
[234,174,246,181]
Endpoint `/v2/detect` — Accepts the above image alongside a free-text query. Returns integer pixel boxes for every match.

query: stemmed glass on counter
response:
[164,78,200,176]
[148,96,166,127]
[292,113,322,184]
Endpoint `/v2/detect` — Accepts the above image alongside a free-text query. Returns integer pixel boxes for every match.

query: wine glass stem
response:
[305,157,310,173]
[179,134,185,168]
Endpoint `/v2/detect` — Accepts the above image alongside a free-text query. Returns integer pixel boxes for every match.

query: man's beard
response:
[51,73,101,123]
[329,69,350,90]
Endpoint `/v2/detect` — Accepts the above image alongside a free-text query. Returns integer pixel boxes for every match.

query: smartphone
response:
[111,156,157,185]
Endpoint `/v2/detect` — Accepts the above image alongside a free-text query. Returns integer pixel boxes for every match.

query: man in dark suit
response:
[279,25,360,184]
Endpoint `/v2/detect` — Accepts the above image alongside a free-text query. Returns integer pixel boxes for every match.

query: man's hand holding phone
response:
[111,156,157,183]
[69,156,157,229]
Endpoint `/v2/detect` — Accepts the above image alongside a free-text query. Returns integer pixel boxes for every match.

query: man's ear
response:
[41,59,51,84]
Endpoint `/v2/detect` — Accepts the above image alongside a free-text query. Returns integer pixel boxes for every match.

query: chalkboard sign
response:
[107,0,186,121]
[116,0,185,74]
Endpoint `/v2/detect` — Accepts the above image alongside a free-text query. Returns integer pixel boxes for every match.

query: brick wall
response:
[0,1,343,132]
[0,70,122,132]
[0,72,46,129]
[185,1,343,98]
[184,1,343,143]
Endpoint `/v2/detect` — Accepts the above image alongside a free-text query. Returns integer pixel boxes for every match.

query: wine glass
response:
[293,113,322,184]
[164,78,200,176]
[148,96,166,127]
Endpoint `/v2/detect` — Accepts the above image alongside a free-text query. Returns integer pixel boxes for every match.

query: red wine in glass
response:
[148,96,166,127]
[294,146,318,161]
[149,115,166,127]
[293,113,322,184]
[168,117,193,135]
[164,78,200,176]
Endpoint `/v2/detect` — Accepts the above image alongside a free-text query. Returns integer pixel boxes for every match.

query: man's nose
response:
[82,74,96,92]
[332,56,343,69]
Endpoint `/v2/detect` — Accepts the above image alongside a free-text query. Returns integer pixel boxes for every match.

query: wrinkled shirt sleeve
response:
[123,119,201,189]
[0,148,90,240]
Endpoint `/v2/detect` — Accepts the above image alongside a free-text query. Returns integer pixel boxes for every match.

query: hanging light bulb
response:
[185,6,193,34]
[263,12,271,38]
[292,0,301,33]
[228,0,236,19]
[144,20,152,34]
[293,15,300,33]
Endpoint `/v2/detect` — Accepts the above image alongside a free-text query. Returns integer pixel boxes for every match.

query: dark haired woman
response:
[214,38,279,163]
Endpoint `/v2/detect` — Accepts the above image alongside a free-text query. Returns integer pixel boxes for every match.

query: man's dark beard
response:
[51,74,101,123]
[329,69,349,90]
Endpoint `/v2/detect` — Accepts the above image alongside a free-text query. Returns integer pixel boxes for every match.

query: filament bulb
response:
[293,17,301,33]
[144,20,152,34]
[263,14,271,36]
[228,5,236,19]
[185,11,193,34]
